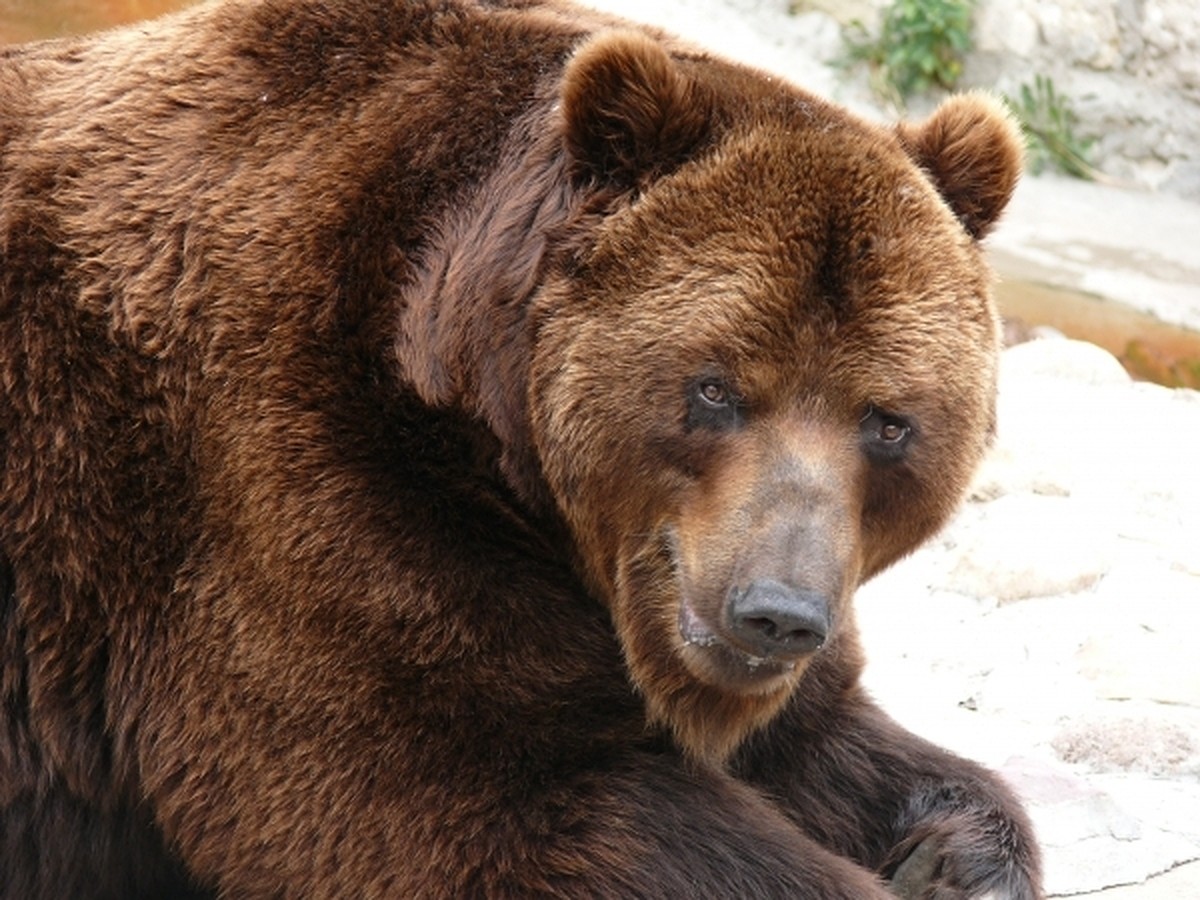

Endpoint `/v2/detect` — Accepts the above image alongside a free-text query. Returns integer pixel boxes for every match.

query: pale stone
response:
[1053,716,1200,777]
[1004,759,1200,896]
[975,1,1038,57]
[942,494,1114,602]
[967,443,1071,502]
[1077,630,1200,708]
[1063,860,1200,900]
[1000,335,1131,387]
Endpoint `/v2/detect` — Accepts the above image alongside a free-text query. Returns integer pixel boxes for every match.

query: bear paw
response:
[888,827,1039,900]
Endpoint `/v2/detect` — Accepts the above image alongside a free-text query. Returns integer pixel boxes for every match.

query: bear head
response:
[410,30,1023,763]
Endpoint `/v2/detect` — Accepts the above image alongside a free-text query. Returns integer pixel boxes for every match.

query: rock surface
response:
[856,336,1200,897]
[589,0,1200,199]
[987,173,1200,332]
[966,0,1200,199]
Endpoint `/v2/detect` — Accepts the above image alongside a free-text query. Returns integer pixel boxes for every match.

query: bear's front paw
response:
[886,822,1040,900]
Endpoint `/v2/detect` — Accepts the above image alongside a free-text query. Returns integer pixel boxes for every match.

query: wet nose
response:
[725,579,830,660]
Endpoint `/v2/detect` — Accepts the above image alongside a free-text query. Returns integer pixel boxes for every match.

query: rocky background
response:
[812,0,1200,199]
[858,335,1200,898]
[966,0,1200,200]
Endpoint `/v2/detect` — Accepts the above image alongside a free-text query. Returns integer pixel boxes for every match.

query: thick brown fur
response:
[1,1,1039,897]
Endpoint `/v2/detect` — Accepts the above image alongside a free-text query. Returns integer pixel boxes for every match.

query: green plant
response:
[1005,75,1099,180]
[842,0,974,104]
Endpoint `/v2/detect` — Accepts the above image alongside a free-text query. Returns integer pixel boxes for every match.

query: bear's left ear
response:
[560,30,714,189]
[895,92,1024,240]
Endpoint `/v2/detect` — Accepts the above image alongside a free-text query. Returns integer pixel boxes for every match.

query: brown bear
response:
[0,0,1040,896]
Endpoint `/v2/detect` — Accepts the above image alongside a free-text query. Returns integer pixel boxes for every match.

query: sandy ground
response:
[575,1,1200,895]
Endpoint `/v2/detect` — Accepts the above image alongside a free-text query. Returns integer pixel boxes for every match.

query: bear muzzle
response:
[724,579,830,661]
[677,576,834,691]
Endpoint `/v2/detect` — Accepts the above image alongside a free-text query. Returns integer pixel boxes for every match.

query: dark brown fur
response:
[1,0,1038,897]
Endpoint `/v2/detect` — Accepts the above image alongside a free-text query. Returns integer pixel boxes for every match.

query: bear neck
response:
[393,110,580,514]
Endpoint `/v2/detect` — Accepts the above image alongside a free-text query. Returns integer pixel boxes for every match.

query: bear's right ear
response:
[561,30,713,189]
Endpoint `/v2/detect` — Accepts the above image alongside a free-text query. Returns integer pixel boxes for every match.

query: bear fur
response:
[0,0,1040,896]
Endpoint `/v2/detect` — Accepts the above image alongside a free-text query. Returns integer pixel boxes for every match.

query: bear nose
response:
[725,579,830,661]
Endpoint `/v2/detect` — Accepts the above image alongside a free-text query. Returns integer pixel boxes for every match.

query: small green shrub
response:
[842,0,974,104]
[1005,75,1098,180]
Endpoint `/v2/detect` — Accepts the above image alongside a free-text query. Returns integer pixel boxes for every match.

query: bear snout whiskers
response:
[724,579,830,661]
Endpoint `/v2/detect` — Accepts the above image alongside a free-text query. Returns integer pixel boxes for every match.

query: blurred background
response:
[0,0,190,42]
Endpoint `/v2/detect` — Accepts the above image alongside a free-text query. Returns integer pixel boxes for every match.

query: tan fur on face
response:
[673,420,861,678]
[533,41,1017,764]
[600,424,868,765]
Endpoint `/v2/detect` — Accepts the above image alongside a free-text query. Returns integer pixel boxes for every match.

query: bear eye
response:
[698,379,729,408]
[859,405,914,464]
[687,375,742,431]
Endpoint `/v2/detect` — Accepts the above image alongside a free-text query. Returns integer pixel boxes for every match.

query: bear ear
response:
[895,92,1024,240]
[560,30,713,189]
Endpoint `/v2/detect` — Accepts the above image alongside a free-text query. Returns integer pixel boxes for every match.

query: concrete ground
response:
[988,172,1200,333]
[1075,860,1200,900]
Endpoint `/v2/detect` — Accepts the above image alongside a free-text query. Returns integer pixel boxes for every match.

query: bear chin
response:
[677,594,807,695]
